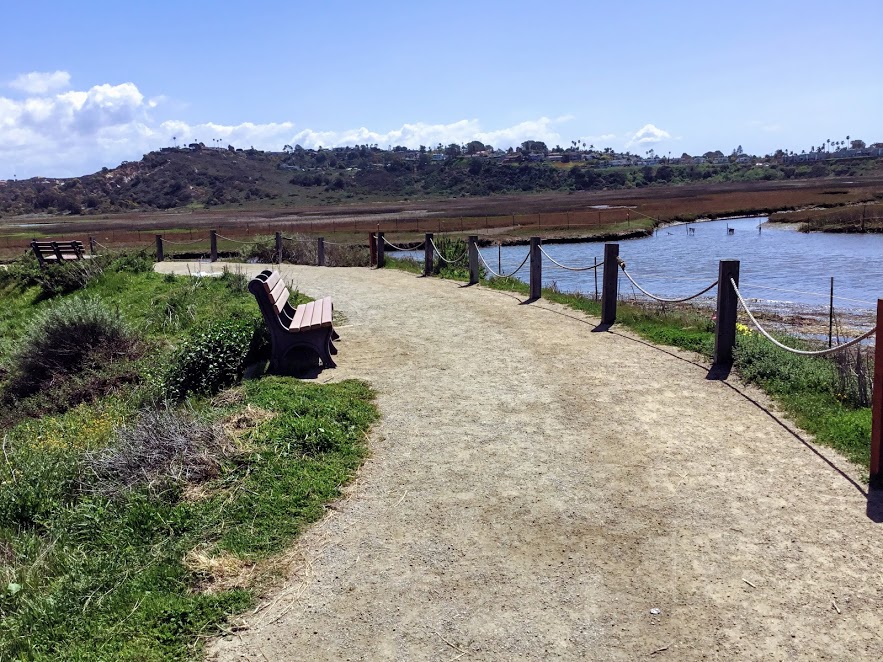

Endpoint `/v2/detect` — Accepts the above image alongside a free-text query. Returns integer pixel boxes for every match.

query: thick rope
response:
[161,237,204,245]
[476,248,530,278]
[538,245,601,271]
[618,258,718,303]
[214,233,261,245]
[429,238,467,264]
[382,236,426,251]
[730,278,876,356]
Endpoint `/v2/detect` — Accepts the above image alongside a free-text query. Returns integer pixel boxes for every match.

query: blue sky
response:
[1,0,881,178]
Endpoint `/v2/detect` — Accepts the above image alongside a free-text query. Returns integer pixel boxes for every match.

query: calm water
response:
[401,217,883,311]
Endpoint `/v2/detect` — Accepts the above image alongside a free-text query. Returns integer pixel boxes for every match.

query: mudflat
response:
[154,262,883,661]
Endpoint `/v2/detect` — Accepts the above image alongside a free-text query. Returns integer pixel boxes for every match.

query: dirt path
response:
[157,262,883,661]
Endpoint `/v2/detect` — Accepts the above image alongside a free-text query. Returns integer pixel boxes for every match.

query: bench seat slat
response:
[309,298,325,329]
[320,297,333,327]
[289,302,308,331]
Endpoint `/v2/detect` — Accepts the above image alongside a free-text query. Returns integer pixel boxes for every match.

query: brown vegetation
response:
[2,176,882,259]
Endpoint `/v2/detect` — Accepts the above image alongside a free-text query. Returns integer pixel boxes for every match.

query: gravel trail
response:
[156,262,883,661]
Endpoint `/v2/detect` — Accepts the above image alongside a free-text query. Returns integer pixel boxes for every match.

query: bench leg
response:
[321,329,337,369]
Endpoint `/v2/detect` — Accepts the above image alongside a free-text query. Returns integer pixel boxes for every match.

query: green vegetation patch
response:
[0,254,379,658]
[0,378,376,660]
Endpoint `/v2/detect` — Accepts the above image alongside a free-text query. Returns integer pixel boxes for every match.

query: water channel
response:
[399,217,883,317]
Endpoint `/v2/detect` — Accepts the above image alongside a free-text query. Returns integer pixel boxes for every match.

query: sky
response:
[1,0,881,179]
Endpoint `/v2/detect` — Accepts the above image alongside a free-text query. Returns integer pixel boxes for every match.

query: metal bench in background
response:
[248,269,339,373]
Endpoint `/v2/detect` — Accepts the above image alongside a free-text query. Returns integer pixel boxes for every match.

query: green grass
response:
[387,260,875,474]
[0,256,379,659]
[0,378,376,660]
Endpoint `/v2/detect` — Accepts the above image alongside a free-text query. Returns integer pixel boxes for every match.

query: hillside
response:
[2,145,883,218]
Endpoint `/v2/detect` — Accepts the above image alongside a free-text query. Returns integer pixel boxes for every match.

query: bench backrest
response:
[248,269,297,332]
[31,240,85,265]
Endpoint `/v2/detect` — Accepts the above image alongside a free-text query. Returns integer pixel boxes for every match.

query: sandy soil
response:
[155,262,883,661]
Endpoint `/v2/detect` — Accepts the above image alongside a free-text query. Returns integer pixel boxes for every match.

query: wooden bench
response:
[31,240,85,267]
[248,269,339,372]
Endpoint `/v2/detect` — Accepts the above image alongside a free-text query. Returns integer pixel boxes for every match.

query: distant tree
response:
[468,159,482,175]
[465,140,486,154]
[851,139,866,149]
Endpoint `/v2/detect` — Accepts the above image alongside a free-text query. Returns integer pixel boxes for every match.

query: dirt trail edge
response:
[156,262,883,661]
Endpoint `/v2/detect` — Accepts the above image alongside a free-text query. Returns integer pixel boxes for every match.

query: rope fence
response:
[214,233,262,245]
[429,238,467,264]
[730,278,876,357]
[383,237,426,251]
[617,257,719,303]
[477,248,530,278]
[538,246,601,272]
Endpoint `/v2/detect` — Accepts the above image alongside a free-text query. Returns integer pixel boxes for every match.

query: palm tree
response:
[172,135,177,148]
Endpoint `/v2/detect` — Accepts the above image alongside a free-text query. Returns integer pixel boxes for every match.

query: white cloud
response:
[9,71,71,94]
[0,73,615,178]
[625,123,671,148]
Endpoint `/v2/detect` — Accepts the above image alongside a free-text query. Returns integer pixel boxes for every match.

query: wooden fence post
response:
[601,243,620,324]
[318,237,325,266]
[210,230,218,262]
[713,260,741,365]
[155,235,164,262]
[529,236,542,300]
[424,233,433,276]
[89,236,96,255]
[468,235,479,285]
[369,232,377,267]
[871,299,883,486]
[275,231,283,265]
[377,232,385,268]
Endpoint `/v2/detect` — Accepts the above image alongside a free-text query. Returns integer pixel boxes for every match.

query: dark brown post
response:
[318,237,325,266]
[870,300,883,486]
[89,236,96,255]
[468,235,479,285]
[275,231,283,264]
[424,233,433,276]
[210,230,218,262]
[155,234,164,262]
[713,260,741,365]
[369,232,377,267]
[529,236,542,300]
[601,243,620,324]
[377,232,385,268]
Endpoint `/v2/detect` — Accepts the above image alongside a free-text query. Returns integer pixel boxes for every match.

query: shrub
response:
[83,407,232,495]
[107,249,154,274]
[4,296,135,398]
[163,319,265,400]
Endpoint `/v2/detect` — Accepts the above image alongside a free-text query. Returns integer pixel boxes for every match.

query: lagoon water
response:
[401,217,883,312]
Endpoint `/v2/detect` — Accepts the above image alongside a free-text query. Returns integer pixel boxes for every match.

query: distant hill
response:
[2,145,882,218]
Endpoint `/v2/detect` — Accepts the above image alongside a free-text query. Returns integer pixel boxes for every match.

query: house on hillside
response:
[431,153,446,162]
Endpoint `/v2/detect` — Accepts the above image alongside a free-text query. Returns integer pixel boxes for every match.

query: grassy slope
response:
[0,265,378,660]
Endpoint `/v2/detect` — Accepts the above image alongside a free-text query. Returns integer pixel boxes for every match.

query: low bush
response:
[4,296,136,399]
[163,319,267,400]
[84,407,232,496]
